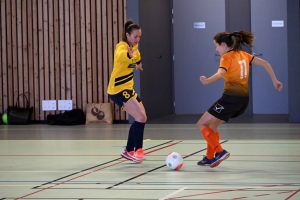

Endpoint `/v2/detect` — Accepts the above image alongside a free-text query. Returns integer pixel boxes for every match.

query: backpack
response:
[47,109,86,125]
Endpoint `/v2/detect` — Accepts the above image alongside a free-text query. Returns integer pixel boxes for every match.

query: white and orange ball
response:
[166,152,183,170]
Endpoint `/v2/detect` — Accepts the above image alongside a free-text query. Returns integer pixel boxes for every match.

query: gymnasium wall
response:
[0,0,127,121]
[287,0,300,122]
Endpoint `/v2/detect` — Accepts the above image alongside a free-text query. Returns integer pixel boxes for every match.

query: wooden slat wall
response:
[0,0,127,121]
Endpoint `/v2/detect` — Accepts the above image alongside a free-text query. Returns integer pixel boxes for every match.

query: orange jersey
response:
[220,50,254,97]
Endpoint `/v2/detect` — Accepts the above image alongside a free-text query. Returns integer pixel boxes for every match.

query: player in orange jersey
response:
[197,31,283,168]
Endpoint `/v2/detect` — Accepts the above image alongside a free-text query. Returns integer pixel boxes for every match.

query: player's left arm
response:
[252,57,283,91]
[135,49,143,71]
[200,68,226,85]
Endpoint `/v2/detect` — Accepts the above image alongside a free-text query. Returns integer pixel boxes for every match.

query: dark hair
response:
[214,31,254,51]
[122,20,141,43]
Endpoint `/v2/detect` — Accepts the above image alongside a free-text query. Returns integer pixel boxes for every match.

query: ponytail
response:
[122,20,141,43]
[214,31,254,51]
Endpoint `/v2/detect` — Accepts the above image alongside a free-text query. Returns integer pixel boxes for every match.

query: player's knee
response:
[135,113,147,123]
[196,121,204,131]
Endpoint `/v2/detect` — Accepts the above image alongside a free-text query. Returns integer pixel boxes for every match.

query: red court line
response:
[14,140,183,199]
[1,154,300,156]
[264,184,292,187]
[285,188,300,200]
[170,183,297,200]
[0,155,127,156]
[278,191,293,194]
[168,187,253,199]
[145,140,183,155]
[14,160,126,200]
[255,194,270,197]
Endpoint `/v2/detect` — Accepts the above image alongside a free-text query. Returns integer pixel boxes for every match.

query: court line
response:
[14,160,127,200]
[169,187,254,199]
[106,140,184,189]
[13,140,179,199]
[159,187,188,200]
[32,140,174,189]
[0,154,300,157]
[2,181,300,186]
[1,126,299,132]
[285,188,300,200]
[105,140,228,190]
[171,184,296,199]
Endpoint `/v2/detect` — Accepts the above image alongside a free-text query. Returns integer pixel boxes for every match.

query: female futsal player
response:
[197,31,283,168]
[107,20,146,163]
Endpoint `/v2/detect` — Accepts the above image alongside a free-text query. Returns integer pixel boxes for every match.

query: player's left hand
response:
[136,63,143,71]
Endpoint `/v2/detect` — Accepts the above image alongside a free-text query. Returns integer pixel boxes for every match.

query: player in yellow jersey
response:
[108,20,146,163]
[197,31,283,168]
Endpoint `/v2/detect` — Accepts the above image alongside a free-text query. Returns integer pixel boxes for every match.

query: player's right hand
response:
[274,80,283,91]
[127,46,133,58]
[200,76,207,85]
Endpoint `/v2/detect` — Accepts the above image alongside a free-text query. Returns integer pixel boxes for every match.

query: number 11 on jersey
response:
[238,59,247,79]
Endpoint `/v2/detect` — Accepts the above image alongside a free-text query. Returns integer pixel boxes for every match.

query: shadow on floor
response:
[147,114,289,124]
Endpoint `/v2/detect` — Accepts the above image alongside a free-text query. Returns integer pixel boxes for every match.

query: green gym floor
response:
[0,115,300,200]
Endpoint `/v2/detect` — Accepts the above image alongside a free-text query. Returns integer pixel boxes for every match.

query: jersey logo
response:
[213,103,224,113]
[128,64,135,68]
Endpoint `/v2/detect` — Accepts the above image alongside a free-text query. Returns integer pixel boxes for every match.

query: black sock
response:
[126,123,135,152]
[132,121,145,150]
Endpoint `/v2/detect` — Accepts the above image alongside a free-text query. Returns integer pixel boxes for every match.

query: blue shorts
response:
[108,89,141,111]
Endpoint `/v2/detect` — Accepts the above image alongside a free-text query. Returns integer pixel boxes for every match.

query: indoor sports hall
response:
[0,0,299,200]
[0,119,300,199]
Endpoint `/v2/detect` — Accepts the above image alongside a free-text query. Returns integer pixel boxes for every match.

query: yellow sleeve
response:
[114,44,131,63]
[132,49,141,63]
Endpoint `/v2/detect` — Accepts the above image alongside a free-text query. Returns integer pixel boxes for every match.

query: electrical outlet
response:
[58,100,73,111]
[42,100,57,111]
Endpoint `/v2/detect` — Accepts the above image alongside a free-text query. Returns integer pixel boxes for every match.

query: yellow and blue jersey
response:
[107,41,141,94]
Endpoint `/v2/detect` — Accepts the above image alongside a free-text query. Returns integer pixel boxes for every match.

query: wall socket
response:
[42,100,57,111]
[58,100,73,111]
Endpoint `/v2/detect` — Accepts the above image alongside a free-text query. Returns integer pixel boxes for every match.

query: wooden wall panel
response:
[0,0,127,122]
[0,21,1,114]
[65,0,71,101]
[1,0,6,112]
[22,0,28,108]
[70,0,76,109]
[75,0,81,110]
[12,0,18,105]
[96,0,103,104]
[32,0,39,120]
[27,0,34,118]
[0,0,127,121]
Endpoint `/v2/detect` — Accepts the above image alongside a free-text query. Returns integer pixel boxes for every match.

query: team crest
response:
[213,103,224,113]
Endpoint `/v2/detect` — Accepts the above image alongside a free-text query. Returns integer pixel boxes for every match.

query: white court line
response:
[159,187,188,200]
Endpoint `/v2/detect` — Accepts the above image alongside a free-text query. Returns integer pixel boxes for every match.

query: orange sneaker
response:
[133,148,146,161]
[120,149,141,163]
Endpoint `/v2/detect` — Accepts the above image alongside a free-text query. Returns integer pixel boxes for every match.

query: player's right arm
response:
[252,57,283,91]
[114,44,132,63]
[200,68,226,85]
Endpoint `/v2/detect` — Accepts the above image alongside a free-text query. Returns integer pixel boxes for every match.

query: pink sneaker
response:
[132,148,146,161]
[120,149,142,163]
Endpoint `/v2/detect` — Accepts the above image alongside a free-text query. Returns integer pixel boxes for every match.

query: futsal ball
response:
[166,152,183,170]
